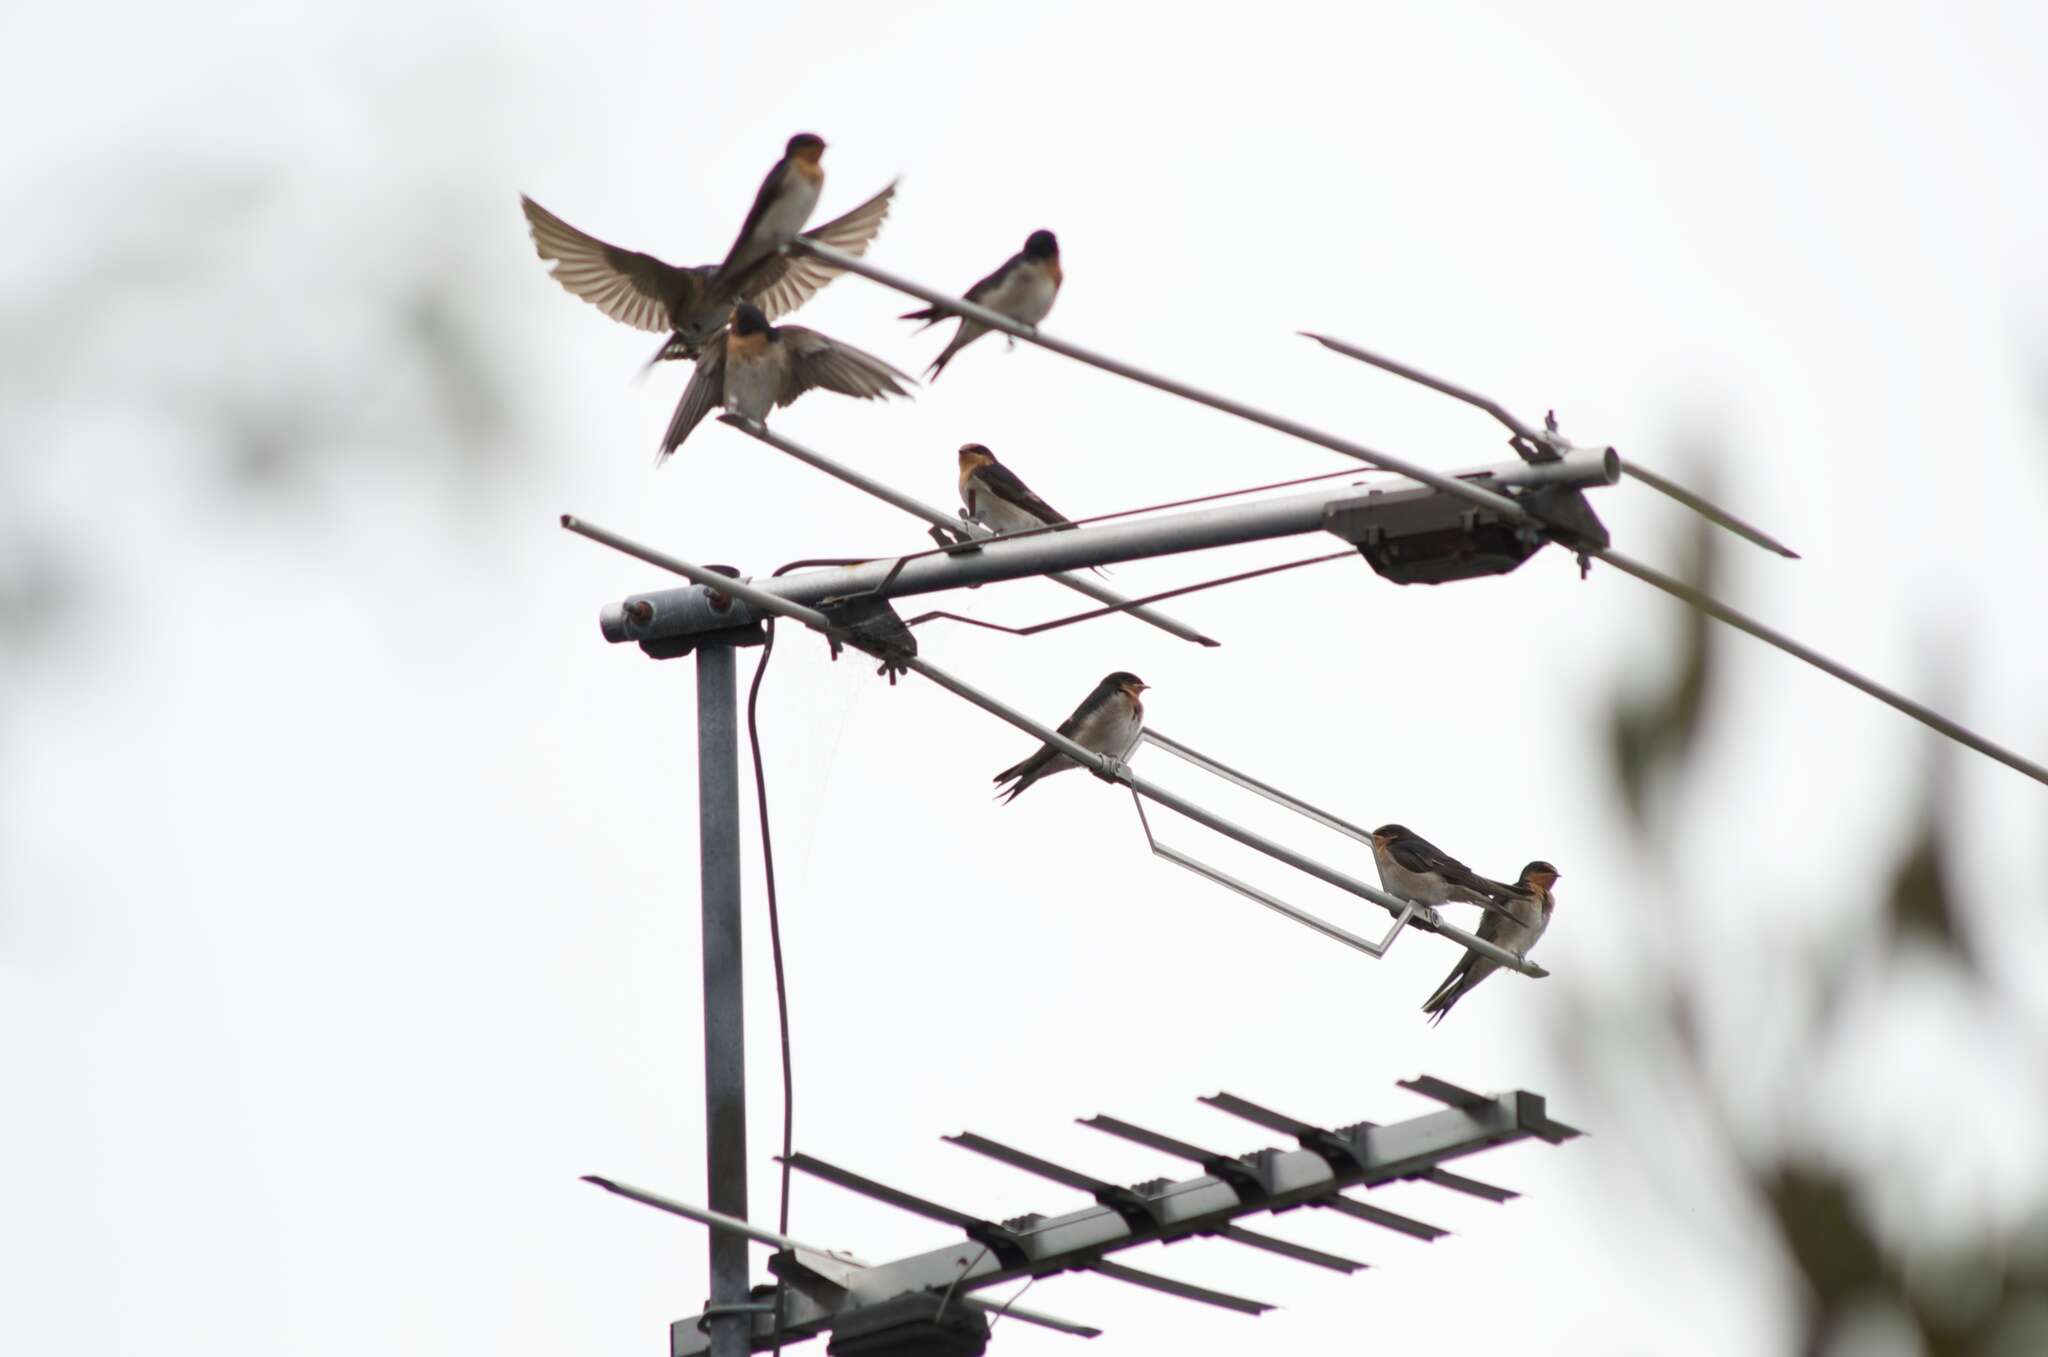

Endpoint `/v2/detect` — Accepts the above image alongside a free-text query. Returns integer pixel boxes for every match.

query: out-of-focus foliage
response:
[1607,513,1719,825]
[1586,507,2047,1356]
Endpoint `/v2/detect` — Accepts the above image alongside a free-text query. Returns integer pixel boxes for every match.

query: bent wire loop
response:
[1126,728,1531,972]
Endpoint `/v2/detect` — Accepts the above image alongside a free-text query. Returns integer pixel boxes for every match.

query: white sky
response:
[5,2,2046,1354]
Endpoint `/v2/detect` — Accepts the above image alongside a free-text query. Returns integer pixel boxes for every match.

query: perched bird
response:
[1367,824,1516,910]
[715,132,829,284]
[902,230,1061,380]
[521,136,894,361]
[957,443,1105,576]
[1420,861,1559,1025]
[993,671,1147,804]
[659,303,913,462]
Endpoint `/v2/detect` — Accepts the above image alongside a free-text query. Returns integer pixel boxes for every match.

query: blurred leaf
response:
[1885,802,1972,970]
[1763,1164,1894,1344]
[0,530,75,656]
[1608,512,1720,821]
[406,284,511,452]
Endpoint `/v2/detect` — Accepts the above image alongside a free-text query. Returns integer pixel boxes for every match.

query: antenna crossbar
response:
[593,1080,1579,1353]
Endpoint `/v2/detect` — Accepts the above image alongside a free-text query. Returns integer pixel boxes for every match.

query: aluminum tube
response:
[1618,462,1801,558]
[600,484,1341,643]
[593,449,1618,646]
[1594,546,2048,788]
[790,239,1529,520]
[1299,332,1542,440]
[695,644,750,1357]
[729,419,1219,646]
[566,515,832,633]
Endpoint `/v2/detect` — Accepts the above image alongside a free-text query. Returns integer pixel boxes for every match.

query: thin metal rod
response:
[724,416,1219,647]
[1316,1197,1449,1241]
[789,239,1529,522]
[1300,332,1542,440]
[1398,1076,1490,1110]
[1086,1260,1273,1315]
[1617,461,1802,559]
[1419,1168,1517,1202]
[1592,546,2048,788]
[580,1178,1101,1339]
[696,643,750,1357]
[1197,1093,1325,1142]
[1302,331,1802,559]
[1133,791,1414,959]
[780,1152,999,1235]
[1075,1117,1235,1170]
[563,515,833,631]
[944,1133,1121,1197]
[1216,1225,1367,1274]
[904,551,1352,639]
[583,1176,844,1258]
[1142,729,1375,844]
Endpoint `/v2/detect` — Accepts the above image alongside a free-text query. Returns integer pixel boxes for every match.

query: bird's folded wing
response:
[521,196,706,334]
[745,181,897,321]
[716,160,801,279]
[778,329,915,406]
[1387,836,1471,878]
[979,462,1068,526]
[961,252,1022,305]
[659,340,729,462]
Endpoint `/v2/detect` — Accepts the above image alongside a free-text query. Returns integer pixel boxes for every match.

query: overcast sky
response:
[5,2,2046,1354]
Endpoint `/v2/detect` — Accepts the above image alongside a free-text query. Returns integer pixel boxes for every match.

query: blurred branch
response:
[1577,466,2042,1355]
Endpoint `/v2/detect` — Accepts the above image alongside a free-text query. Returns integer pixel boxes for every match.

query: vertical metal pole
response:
[695,643,750,1357]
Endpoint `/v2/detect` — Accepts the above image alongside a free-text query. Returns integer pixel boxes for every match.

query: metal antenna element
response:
[1124,726,1539,957]
[1589,546,2048,787]
[577,1178,1100,1340]
[902,550,1356,640]
[588,447,1619,649]
[786,238,1532,521]
[593,1079,1578,1352]
[717,414,1220,648]
[1299,331,1803,560]
[570,513,1550,976]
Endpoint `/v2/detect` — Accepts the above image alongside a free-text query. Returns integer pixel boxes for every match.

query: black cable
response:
[744,619,796,1355]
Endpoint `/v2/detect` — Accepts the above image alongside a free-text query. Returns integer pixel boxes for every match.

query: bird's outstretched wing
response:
[739,181,897,321]
[659,338,728,464]
[521,196,709,334]
[776,328,915,407]
[977,461,1069,527]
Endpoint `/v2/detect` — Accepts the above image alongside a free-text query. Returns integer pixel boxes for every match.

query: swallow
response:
[715,132,828,285]
[901,230,1061,381]
[659,303,914,462]
[1421,861,1559,1025]
[521,139,894,361]
[1367,824,1517,911]
[957,443,1107,577]
[993,671,1147,804]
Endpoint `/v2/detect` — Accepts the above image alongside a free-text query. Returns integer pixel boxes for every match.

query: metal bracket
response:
[1125,729,1421,960]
